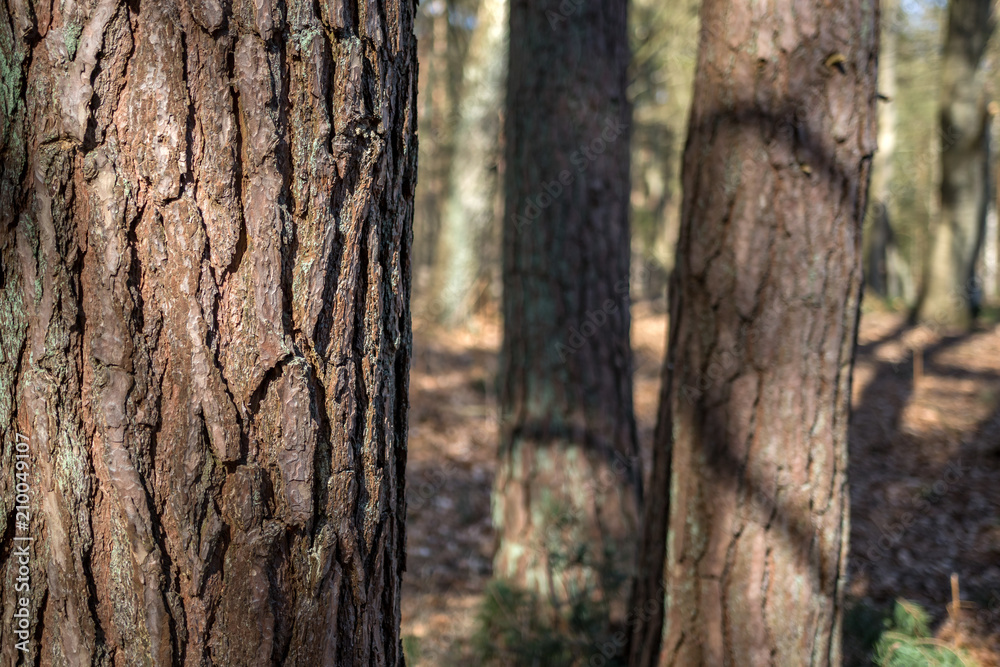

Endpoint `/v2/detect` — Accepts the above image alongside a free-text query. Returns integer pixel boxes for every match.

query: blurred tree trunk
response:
[0,1,416,665]
[413,1,458,287]
[867,0,898,299]
[869,0,917,305]
[915,0,994,328]
[887,241,916,304]
[432,0,508,325]
[493,0,639,653]
[628,0,877,664]
[987,109,1000,301]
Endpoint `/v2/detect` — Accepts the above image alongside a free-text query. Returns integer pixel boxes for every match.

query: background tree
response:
[915,0,995,328]
[0,1,416,664]
[432,0,508,325]
[629,0,878,663]
[867,0,915,304]
[627,0,700,304]
[412,0,473,284]
[490,0,640,655]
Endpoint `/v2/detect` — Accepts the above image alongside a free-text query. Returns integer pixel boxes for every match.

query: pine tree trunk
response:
[915,0,994,329]
[0,1,417,665]
[492,0,639,651]
[629,0,877,664]
[431,0,507,326]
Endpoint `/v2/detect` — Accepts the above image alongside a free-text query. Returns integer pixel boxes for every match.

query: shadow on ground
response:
[401,304,1000,665]
[845,310,1000,664]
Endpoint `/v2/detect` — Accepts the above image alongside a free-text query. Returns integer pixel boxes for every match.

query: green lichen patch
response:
[64,23,83,61]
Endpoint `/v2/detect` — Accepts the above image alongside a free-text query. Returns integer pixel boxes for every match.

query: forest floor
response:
[400,300,1000,666]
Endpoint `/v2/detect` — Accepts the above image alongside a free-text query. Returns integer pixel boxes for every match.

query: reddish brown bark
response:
[0,1,417,664]
[630,1,878,665]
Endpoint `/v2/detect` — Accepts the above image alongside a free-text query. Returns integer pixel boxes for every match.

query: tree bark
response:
[492,0,639,652]
[0,1,417,665]
[915,0,994,329]
[431,0,507,326]
[629,0,877,664]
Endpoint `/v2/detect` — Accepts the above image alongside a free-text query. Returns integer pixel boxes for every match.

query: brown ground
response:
[400,302,1000,665]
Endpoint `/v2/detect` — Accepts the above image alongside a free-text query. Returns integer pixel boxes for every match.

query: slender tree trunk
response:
[915,0,994,328]
[887,241,916,304]
[413,2,455,284]
[492,0,639,654]
[0,1,417,665]
[629,0,877,664]
[869,0,916,306]
[432,0,507,325]
[867,0,898,299]
[985,117,999,301]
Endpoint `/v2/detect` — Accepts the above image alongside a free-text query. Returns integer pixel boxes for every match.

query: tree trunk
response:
[987,107,1000,301]
[492,0,639,655]
[629,0,877,664]
[431,0,507,326]
[985,131,999,301]
[412,2,455,288]
[0,1,417,665]
[886,241,916,304]
[867,0,898,300]
[915,0,994,329]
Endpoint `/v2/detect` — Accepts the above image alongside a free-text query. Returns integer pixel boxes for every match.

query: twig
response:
[950,572,960,625]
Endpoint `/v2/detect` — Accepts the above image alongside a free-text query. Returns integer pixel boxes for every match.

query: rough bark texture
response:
[431,0,506,326]
[493,0,639,643]
[915,0,994,329]
[629,1,877,665]
[0,0,417,664]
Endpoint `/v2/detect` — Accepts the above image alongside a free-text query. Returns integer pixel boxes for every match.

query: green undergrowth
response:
[873,599,978,667]
[470,580,627,667]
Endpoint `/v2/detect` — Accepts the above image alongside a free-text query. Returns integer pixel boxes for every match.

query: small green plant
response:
[874,599,977,667]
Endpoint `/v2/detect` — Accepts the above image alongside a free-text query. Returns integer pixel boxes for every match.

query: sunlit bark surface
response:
[0,1,417,664]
